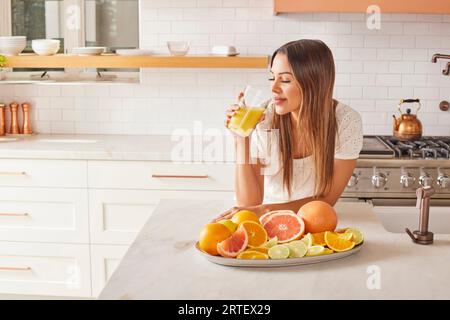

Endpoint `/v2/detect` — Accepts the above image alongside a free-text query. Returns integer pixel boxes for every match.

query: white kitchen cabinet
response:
[0,187,89,243]
[0,159,87,188]
[0,156,236,298]
[89,189,235,245]
[90,244,128,298]
[88,160,234,191]
[0,241,91,297]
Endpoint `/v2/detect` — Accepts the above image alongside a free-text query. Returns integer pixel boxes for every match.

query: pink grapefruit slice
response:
[217,225,248,258]
[259,211,279,225]
[262,210,305,243]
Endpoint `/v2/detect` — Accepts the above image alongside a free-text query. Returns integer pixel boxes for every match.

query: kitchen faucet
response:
[405,186,435,245]
[431,53,450,63]
[443,62,450,76]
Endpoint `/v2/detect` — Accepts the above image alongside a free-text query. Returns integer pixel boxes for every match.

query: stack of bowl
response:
[32,39,61,56]
[0,36,26,56]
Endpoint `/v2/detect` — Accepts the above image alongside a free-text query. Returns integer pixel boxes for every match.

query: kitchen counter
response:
[0,134,235,162]
[98,199,450,300]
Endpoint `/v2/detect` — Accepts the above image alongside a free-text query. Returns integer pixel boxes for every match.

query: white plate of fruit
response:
[195,201,364,267]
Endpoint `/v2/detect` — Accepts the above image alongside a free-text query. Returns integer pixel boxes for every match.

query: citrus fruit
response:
[246,246,269,254]
[306,245,325,256]
[198,223,232,256]
[259,211,277,225]
[338,232,353,241]
[298,201,338,233]
[231,210,260,225]
[240,221,268,248]
[263,236,278,248]
[286,240,308,258]
[345,228,364,245]
[324,231,355,252]
[262,210,305,243]
[311,232,327,246]
[218,219,238,233]
[237,250,269,260]
[322,248,334,255]
[217,225,248,258]
[300,233,313,248]
[268,244,290,259]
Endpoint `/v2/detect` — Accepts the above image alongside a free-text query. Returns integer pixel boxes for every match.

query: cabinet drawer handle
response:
[151,174,209,179]
[0,171,27,176]
[0,212,29,217]
[0,266,32,271]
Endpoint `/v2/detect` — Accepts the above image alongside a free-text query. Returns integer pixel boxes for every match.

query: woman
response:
[214,39,363,221]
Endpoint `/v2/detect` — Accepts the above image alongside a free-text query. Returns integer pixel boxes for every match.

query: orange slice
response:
[311,232,327,246]
[237,250,269,260]
[231,210,260,225]
[324,231,355,252]
[247,247,269,254]
[240,221,268,248]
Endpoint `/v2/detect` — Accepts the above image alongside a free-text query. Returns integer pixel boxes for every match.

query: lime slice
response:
[263,236,278,248]
[300,233,313,248]
[306,245,325,256]
[322,248,334,255]
[286,240,308,258]
[338,232,353,241]
[345,228,364,245]
[268,244,290,259]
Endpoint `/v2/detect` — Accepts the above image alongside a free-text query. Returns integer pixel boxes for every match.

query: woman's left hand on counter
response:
[210,204,270,223]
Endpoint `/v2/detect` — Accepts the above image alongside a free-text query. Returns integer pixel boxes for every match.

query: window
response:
[2,0,140,83]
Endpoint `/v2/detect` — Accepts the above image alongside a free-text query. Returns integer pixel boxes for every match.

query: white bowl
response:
[32,39,60,55]
[0,45,26,56]
[0,36,26,56]
[167,41,190,56]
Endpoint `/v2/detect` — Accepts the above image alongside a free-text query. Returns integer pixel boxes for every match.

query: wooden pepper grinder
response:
[9,102,20,134]
[21,102,33,134]
[0,103,6,135]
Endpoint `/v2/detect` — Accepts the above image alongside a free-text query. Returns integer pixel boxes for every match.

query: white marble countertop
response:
[0,134,235,161]
[99,199,450,300]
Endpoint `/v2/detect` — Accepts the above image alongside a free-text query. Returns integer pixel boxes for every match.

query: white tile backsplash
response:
[2,1,450,136]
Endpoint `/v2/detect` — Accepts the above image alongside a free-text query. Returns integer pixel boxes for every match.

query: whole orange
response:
[297,201,337,233]
[198,223,232,256]
[231,210,260,225]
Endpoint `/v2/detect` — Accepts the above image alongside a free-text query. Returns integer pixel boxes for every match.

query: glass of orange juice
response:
[228,86,271,137]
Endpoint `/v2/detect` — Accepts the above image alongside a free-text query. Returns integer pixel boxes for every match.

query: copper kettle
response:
[393,99,422,141]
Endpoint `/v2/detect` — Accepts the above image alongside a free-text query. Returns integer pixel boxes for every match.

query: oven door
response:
[368,198,450,234]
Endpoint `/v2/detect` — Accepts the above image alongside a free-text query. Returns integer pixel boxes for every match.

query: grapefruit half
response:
[217,225,248,258]
[262,210,305,243]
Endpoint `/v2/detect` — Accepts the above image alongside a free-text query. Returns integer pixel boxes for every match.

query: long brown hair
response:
[270,39,337,199]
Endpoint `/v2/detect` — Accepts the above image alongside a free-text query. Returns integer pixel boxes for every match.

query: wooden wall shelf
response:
[274,0,450,14]
[3,54,269,69]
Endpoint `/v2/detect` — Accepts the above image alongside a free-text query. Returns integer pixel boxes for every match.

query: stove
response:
[380,136,450,159]
[342,136,450,205]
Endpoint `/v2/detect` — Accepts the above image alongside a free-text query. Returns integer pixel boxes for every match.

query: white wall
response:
[1,0,449,135]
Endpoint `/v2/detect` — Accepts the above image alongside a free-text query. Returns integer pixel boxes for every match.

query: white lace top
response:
[250,101,363,203]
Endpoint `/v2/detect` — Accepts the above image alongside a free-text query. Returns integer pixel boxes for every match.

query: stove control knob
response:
[400,173,415,188]
[347,173,358,188]
[437,174,450,189]
[419,174,433,187]
[372,173,387,188]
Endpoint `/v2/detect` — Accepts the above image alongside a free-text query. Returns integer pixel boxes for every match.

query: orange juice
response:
[228,106,265,137]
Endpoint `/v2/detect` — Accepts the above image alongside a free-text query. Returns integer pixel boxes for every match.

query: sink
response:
[35,139,98,144]
[372,205,450,234]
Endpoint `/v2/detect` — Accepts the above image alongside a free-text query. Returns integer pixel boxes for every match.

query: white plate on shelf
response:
[195,242,363,267]
[116,49,152,56]
[71,47,106,56]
